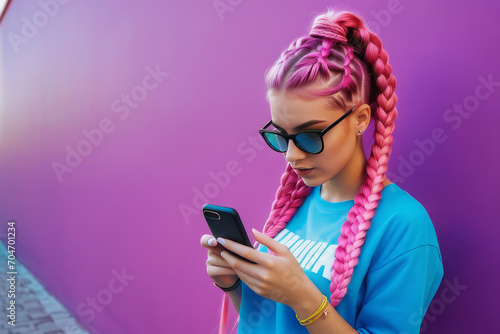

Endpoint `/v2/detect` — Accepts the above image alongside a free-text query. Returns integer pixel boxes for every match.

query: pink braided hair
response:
[217,8,398,333]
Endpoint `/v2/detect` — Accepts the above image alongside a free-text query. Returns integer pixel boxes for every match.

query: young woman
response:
[201,8,444,334]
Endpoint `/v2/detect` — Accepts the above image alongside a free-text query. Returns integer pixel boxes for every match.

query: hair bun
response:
[309,16,348,43]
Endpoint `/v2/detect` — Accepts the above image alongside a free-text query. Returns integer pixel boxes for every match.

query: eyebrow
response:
[270,120,326,133]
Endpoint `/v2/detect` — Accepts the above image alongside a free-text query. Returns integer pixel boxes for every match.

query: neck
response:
[320,143,368,203]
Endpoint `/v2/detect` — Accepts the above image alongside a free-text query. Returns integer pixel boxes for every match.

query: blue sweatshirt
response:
[237,183,444,334]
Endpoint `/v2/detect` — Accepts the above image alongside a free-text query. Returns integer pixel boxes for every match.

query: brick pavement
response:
[0,241,90,334]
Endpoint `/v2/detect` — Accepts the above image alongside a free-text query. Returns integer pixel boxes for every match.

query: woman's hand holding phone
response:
[200,234,240,288]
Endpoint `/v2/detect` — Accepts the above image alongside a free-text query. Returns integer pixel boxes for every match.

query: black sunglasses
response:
[259,104,355,154]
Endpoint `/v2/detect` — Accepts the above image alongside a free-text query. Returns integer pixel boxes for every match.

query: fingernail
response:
[208,238,216,246]
[217,237,225,245]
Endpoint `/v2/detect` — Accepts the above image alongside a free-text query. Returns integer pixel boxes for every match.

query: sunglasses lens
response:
[263,133,288,152]
[296,133,322,154]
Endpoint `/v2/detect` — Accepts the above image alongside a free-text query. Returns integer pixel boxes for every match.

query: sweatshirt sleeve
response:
[354,244,444,334]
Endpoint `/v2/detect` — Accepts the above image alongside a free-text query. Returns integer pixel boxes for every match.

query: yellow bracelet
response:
[295,295,330,326]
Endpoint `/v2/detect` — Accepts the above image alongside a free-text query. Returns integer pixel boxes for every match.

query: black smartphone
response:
[202,203,257,264]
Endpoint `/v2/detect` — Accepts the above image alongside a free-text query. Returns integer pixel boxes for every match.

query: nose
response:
[284,139,307,162]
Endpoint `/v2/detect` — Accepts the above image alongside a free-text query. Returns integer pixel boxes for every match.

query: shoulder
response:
[365,183,442,268]
[379,183,430,217]
[375,183,435,236]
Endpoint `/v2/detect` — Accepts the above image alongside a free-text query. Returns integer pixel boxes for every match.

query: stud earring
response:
[357,130,363,136]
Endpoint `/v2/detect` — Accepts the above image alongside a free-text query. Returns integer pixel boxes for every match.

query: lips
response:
[293,168,314,176]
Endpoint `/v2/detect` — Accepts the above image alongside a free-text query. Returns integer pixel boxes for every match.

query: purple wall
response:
[0,0,498,333]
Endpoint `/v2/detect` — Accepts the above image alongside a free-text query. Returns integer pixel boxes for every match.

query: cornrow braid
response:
[260,163,311,255]
[317,11,398,307]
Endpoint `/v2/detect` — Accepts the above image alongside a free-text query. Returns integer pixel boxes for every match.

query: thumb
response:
[252,228,283,256]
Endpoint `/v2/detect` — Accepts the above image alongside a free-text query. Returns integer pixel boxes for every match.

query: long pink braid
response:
[217,8,398,333]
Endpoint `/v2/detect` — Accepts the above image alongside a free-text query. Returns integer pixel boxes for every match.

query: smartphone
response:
[202,203,257,264]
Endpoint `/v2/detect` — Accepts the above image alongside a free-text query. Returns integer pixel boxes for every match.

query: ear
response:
[353,103,371,133]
